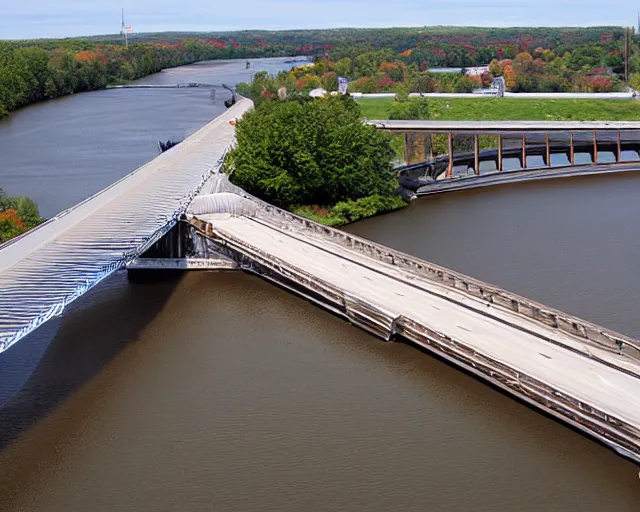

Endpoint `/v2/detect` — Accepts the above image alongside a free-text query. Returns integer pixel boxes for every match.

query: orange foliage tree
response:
[0,209,25,242]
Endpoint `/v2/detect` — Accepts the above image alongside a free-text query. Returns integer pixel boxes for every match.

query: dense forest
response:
[1,26,635,118]
[0,38,276,118]
[89,26,628,68]
[239,41,631,97]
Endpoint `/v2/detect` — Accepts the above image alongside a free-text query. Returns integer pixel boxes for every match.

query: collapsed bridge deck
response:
[185,187,640,464]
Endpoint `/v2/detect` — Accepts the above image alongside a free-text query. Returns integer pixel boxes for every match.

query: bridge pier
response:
[473,134,480,175]
[126,221,239,272]
[403,133,433,165]
[617,131,622,162]
[545,134,551,167]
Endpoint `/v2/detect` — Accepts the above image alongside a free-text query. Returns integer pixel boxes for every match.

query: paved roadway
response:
[198,212,640,433]
[367,119,640,133]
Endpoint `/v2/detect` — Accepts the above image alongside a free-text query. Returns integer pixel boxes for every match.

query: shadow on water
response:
[0,271,183,453]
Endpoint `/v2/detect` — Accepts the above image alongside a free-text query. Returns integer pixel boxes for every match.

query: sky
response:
[0,0,638,40]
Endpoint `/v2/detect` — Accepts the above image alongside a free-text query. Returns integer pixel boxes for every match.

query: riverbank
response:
[357,97,640,121]
[0,40,299,120]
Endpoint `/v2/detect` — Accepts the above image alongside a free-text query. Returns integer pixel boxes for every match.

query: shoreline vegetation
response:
[0,39,300,119]
[224,95,407,226]
[3,26,639,118]
[0,190,43,243]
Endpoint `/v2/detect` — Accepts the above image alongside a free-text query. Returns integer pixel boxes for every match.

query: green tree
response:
[0,189,17,211]
[15,196,43,228]
[333,57,352,77]
[389,97,429,120]
[226,96,396,209]
[454,76,477,93]
[489,59,503,77]
[629,73,640,91]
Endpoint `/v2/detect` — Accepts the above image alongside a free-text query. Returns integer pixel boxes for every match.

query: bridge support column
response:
[176,221,183,259]
[545,134,551,167]
[570,132,575,165]
[593,131,599,164]
[521,133,527,168]
[446,132,454,178]
[403,133,432,165]
[617,130,622,162]
[474,134,480,175]
[498,134,503,171]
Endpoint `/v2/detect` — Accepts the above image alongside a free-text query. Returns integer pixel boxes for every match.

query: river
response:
[0,58,639,511]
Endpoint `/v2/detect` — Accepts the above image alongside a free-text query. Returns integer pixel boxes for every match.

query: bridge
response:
[0,99,251,353]
[2,102,640,465]
[368,119,640,196]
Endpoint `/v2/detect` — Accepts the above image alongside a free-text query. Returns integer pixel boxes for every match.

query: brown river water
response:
[1,58,640,511]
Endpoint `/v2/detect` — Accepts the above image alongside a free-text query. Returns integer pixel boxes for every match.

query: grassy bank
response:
[292,195,407,226]
[357,97,640,121]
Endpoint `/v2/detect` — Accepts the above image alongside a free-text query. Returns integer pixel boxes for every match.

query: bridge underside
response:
[413,161,640,196]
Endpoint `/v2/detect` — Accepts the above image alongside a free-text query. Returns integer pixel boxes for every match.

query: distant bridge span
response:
[369,119,640,195]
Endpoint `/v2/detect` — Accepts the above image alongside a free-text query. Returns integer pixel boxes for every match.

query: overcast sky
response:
[1,0,638,40]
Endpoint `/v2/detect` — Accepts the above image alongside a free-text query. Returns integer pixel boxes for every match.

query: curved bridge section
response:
[0,99,252,354]
[369,120,640,195]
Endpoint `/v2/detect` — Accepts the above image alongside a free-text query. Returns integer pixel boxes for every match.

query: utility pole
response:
[625,27,630,84]
[121,8,128,48]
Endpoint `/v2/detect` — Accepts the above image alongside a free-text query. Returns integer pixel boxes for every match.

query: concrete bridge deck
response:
[0,99,252,353]
[184,182,640,463]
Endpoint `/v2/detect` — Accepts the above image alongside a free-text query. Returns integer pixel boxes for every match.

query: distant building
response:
[465,66,490,77]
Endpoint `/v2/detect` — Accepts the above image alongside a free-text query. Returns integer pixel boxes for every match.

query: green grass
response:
[292,195,408,226]
[357,97,640,121]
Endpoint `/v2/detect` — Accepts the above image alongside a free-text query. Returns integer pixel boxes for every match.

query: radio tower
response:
[121,8,128,47]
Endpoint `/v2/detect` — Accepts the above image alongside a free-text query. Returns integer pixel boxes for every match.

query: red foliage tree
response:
[376,76,394,91]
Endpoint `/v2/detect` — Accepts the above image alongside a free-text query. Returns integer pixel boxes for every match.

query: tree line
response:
[238,38,634,99]
[2,26,635,117]
[0,38,289,118]
[103,26,627,68]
